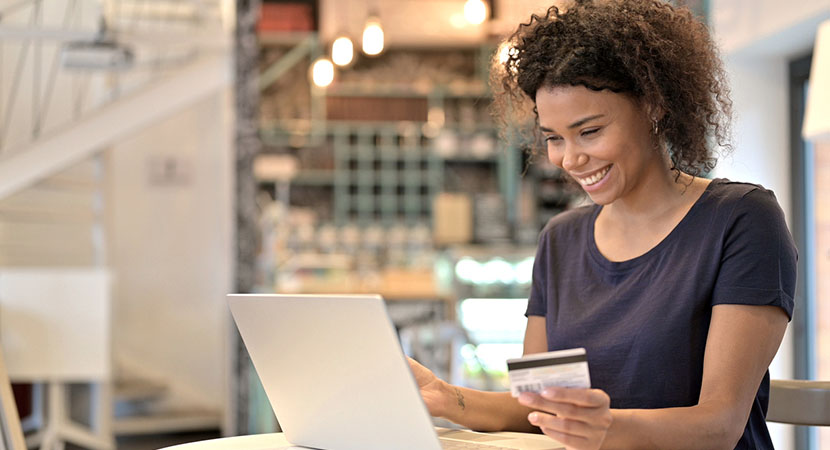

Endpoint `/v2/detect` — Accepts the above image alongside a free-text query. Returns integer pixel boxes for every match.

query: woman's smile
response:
[574,164,613,187]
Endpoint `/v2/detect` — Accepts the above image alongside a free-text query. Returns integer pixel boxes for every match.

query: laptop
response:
[228,294,563,450]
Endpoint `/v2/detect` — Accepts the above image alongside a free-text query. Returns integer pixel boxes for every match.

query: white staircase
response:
[0,158,105,266]
[0,52,231,200]
[113,370,222,437]
[0,1,232,447]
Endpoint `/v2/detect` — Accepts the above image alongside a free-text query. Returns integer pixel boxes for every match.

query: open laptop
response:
[228,294,563,450]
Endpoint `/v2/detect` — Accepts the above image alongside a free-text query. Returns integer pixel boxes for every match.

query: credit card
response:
[506,347,591,397]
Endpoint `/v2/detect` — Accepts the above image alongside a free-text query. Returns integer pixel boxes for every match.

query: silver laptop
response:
[228,294,562,450]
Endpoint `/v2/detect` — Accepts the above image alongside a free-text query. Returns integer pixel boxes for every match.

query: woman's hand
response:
[518,387,612,450]
[407,357,452,417]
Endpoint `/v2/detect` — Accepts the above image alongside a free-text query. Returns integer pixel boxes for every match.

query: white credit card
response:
[507,347,591,397]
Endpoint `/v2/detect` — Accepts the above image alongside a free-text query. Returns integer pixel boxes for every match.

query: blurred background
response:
[0,0,827,449]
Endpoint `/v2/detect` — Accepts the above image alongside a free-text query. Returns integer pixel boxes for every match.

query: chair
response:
[0,346,25,450]
[767,379,830,426]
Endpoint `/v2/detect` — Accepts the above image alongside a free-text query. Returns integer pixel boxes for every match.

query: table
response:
[160,433,294,449]
[160,428,565,449]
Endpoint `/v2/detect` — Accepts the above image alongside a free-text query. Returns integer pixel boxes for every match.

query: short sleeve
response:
[711,187,797,319]
[525,229,551,317]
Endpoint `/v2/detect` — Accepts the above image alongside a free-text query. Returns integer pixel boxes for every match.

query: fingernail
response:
[542,388,558,399]
[528,412,538,423]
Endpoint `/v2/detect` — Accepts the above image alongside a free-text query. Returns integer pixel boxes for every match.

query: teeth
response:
[578,166,611,186]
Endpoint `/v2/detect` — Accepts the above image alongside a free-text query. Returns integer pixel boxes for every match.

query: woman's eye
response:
[581,127,600,137]
[545,135,562,143]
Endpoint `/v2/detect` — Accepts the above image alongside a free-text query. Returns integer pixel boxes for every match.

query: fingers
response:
[533,421,592,449]
[519,388,609,418]
[541,387,610,408]
[518,388,612,450]
[528,411,594,435]
[408,358,434,383]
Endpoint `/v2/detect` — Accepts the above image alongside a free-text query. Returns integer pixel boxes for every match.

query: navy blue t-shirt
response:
[525,178,797,449]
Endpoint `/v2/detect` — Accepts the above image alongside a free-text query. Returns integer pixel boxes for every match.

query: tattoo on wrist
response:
[455,388,466,410]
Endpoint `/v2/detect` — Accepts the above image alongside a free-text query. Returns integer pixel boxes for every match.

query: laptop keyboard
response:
[439,438,515,449]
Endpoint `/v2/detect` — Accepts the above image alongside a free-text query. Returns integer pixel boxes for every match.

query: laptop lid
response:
[228,294,443,450]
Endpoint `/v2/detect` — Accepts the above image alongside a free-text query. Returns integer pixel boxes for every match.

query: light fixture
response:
[362,15,384,56]
[61,40,134,70]
[61,17,134,71]
[464,0,488,26]
[331,35,354,67]
[803,19,830,142]
[310,57,335,88]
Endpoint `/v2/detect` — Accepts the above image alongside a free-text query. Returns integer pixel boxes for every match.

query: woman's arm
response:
[409,358,536,431]
[409,316,550,432]
[521,304,788,449]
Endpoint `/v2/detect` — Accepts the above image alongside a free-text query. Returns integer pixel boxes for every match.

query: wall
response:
[711,1,830,448]
[818,141,830,448]
[712,0,830,56]
[108,89,234,409]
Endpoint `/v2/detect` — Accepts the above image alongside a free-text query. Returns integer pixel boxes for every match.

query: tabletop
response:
[159,429,564,450]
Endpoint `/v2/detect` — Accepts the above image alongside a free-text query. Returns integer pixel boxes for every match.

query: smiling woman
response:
[408,1,798,450]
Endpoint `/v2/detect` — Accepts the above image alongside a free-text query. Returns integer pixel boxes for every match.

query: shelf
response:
[257,30,315,46]
[291,170,335,185]
[324,81,489,99]
[259,121,499,138]
[441,155,499,163]
[276,268,453,303]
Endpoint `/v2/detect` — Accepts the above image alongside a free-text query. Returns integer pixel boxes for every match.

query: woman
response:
[409,1,797,449]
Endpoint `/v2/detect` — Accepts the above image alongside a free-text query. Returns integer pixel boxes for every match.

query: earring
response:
[651,118,659,135]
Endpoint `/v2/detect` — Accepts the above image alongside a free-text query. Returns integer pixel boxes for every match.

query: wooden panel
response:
[325,97,428,122]
[258,2,315,33]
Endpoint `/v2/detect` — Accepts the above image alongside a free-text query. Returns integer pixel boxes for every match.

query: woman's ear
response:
[643,102,665,123]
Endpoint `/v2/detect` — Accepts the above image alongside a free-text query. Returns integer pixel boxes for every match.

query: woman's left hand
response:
[517,387,612,450]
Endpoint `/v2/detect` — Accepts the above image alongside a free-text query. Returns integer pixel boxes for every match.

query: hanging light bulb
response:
[464,0,488,25]
[331,36,354,67]
[311,57,335,88]
[362,15,384,56]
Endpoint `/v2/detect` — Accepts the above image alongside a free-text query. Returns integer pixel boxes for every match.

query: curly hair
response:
[491,0,732,177]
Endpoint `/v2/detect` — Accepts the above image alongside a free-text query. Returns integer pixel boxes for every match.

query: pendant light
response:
[330,0,355,67]
[464,0,488,26]
[362,14,384,56]
[311,57,335,88]
[331,35,354,67]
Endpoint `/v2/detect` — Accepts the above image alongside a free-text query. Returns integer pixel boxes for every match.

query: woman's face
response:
[535,85,663,205]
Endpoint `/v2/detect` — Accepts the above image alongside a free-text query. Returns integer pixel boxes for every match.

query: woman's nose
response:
[561,144,588,171]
